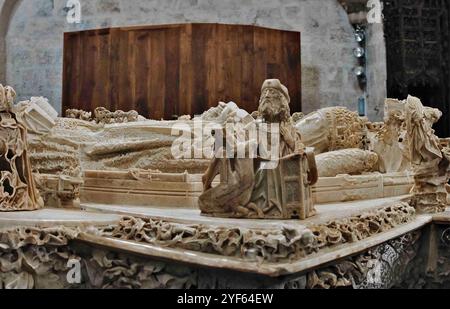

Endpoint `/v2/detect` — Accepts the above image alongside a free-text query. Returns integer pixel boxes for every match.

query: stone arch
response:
[0,0,22,82]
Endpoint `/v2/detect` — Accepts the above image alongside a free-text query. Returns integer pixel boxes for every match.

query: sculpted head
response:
[424,107,442,126]
[258,79,291,123]
[0,84,16,112]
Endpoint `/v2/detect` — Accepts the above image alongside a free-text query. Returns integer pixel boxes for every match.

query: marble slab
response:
[0,208,121,228]
[81,195,413,229]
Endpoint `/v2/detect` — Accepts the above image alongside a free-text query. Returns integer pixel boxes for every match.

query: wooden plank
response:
[179,24,193,116]
[148,29,166,120]
[253,27,268,108]
[285,31,301,112]
[80,32,96,112]
[62,24,302,119]
[134,30,150,117]
[94,30,111,110]
[205,24,217,109]
[109,29,121,111]
[191,24,208,115]
[118,31,135,111]
[241,26,255,110]
[164,27,181,119]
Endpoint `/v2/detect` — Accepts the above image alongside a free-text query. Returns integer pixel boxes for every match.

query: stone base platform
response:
[0,198,448,289]
[0,208,121,229]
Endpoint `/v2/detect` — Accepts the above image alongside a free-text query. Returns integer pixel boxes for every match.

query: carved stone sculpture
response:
[0,84,44,211]
[404,95,450,213]
[66,107,143,124]
[94,107,140,124]
[368,99,410,173]
[199,79,318,220]
[295,107,368,154]
[34,172,83,209]
[13,97,58,135]
[316,149,378,178]
[66,109,92,122]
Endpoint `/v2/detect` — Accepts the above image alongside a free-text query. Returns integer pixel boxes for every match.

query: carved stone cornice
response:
[97,202,416,263]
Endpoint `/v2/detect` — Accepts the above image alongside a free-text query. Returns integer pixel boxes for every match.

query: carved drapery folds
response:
[0,84,43,211]
[199,79,318,220]
[404,96,450,213]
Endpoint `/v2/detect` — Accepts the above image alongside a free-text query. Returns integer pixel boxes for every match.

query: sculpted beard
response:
[258,90,290,123]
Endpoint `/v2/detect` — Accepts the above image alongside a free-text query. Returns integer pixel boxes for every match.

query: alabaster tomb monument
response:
[0,76,449,289]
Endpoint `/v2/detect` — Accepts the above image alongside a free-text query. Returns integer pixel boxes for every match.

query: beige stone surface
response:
[0,208,120,228]
[316,149,378,177]
[82,195,412,229]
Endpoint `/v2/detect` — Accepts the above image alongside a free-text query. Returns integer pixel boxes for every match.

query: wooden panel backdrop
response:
[63,23,301,120]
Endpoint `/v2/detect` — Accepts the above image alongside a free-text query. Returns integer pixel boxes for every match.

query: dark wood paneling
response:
[63,23,301,119]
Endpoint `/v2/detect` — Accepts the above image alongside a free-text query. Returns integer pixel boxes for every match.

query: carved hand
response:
[280,125,296,151]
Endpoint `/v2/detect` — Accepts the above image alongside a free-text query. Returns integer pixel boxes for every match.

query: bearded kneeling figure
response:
[199,79,318,220]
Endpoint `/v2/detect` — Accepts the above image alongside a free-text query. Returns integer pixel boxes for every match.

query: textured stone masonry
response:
[0,0,385,119]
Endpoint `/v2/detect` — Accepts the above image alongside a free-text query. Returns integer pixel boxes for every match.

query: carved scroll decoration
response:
[98,203,416,263]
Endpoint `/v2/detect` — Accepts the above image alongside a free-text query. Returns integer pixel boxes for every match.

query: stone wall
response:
[2,0,368,117]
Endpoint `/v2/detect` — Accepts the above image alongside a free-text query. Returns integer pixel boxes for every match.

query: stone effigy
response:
[199,79,318,220]
[0,84,43,211]
[66,109,92,122]
[316,149,379,178]
[66,107,144,124]
[404,96,450,213]
[13,97,58,135]
[295,106,368,155]
[94,107,141,124]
